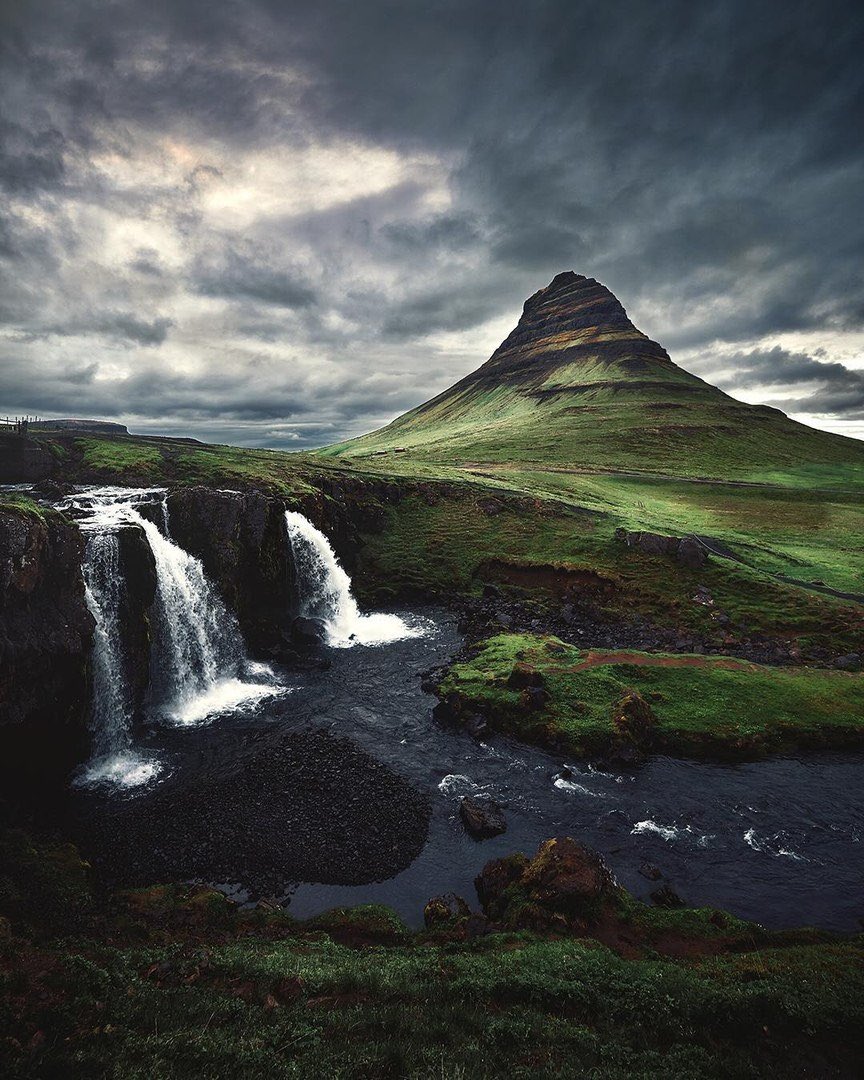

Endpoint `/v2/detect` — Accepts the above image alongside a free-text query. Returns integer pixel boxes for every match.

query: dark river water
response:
[73,610,864,932]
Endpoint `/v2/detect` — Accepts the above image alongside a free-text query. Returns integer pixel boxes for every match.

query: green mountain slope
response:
[323,272,864,483]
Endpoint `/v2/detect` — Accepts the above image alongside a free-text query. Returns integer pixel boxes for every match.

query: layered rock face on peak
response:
[468,271,674,386]
[326,271,864,478]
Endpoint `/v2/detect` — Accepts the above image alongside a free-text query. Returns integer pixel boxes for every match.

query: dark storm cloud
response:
[710,346,864,420]
[193,246,317,309]
[0,119,67,192]
[381,278,513,340]
[1,0,863,443]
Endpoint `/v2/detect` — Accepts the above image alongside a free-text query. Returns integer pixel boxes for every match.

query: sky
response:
[1,0,863,449]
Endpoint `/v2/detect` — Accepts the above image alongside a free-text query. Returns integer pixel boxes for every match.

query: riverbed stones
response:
[459,796,506,839]
[70,725,432,894]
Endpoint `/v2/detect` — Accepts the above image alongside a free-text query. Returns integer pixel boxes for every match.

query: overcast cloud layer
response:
[2,0,863,447]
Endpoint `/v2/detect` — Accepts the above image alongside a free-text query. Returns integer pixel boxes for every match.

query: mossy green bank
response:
[438,634,864,758]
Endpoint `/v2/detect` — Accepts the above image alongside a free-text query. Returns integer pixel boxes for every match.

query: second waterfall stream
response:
[284,511,426,647]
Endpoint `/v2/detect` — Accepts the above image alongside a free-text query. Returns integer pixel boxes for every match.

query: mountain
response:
[324,272,864,481]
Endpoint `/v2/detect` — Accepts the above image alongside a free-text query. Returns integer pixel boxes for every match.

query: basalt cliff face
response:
[0,506,94,801]
[165,488,295,655]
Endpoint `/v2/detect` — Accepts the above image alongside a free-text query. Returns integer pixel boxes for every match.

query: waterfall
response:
[68,488,281,789]
[79,529,159,789]
[132,509,278,726]
[284,511,425,647]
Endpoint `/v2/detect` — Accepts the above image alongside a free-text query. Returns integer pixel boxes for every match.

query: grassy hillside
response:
[314,272,864,602]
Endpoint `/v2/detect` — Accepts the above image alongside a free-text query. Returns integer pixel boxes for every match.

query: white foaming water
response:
[78,528,160,789]
[284,510,427,647]
[632,819,715,847]
[632,819,680,841]
[438,773,480,797]
[132,510,279,725]
[66,488,281,790]
[744,828,806,860]
[553,774,605,797]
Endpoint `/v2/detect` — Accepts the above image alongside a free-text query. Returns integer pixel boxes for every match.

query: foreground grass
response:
[438,634,864,757]
[2,821,863,1080]
[4,931,863,1079]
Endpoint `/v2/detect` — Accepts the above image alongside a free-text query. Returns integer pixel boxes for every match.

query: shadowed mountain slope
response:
[323,272,864,482]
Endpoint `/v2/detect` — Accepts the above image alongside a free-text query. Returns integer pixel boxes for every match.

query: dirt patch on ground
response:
[477,558,617,600]
[571,650,760,673]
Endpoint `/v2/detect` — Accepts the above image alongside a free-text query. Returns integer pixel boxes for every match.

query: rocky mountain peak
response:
[473,271,673,386]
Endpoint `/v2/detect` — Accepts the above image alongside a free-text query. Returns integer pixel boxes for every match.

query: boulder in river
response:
[423,892,471,928]
[475,837,620,929]
[291,616,328,648]
[460,796,506,839]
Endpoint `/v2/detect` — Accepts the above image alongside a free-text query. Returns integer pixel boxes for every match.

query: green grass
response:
[2,932,862,1078]
[77,437,164,478]
[438,634,864,757]
[34,435,323,496]
[24,420,864,602]
[0,492,51,522]
[323,352,864,485]
[18,424,864,659]
[352,488,864,655]
[2,829,863,1079]
[318,283,864,599]
[472,466,864,595]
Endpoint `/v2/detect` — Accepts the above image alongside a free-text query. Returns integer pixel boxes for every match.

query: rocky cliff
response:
[0,503,93,803]
[164,478,409,652]
[0,434,58,483]
[165,488,296,654]
[115,524,157,718]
